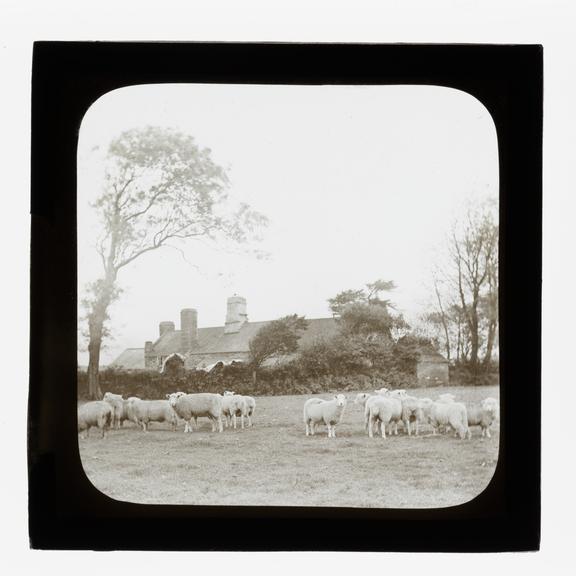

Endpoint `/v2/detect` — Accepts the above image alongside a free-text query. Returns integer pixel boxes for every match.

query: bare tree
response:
[83,126,266,399]
[448,203,498,374]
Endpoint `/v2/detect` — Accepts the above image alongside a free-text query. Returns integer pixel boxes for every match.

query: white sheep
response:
[467,397,499,438]
[425,400,471,439]
[129,399,177,432]
[78,401,113,438]
[243,396,256,427]
[167,392,223,433]
[366,396,401,438]
[400,395,425,436]
[354,393,379,434]
[303,394,347,438]
[221,391,248,429]
[102,391,134,429]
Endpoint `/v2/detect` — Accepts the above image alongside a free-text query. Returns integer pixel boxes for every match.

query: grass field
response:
[78,385,499,508]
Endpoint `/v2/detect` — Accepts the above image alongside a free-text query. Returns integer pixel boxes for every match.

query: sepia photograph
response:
[28,41,542,552]
[76,82,500,508]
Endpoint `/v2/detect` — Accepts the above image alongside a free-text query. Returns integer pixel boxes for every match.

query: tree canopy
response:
[249,314,309,370]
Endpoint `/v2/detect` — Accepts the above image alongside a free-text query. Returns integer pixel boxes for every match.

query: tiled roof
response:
[153,317,340,356]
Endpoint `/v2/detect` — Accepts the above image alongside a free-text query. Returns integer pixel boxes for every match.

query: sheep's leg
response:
[381,421,386,439]
[240,414,245,429]
[368,417,374,438]
[406,420,411,436]
[305,422,310,436]
[486,427,491,439]
[248,415,252,427]
[415,420,419,436]
[232,413,237,430]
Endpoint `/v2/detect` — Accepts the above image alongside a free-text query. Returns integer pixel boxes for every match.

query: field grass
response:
[78,385,499,508]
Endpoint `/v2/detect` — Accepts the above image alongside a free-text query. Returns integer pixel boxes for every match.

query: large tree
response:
[83,126,266,399]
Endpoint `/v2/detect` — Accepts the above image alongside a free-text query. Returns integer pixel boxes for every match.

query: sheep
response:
[400,395,425,436]
[102,391,135,429]
[243,396,256,427]
[367,396,403,439]
[303,394,347,438]
[467,397,499,438]
[354,393,379,434]
[426,400,471,439]
[221,392,248,429]
[129,399,177,432]
[167,392,223,433]
[355,391,402,436]
[78,401,113,438]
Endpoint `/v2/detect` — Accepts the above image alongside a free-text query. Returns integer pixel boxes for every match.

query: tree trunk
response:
[86,269,117,400]
[87,337,103,400]
[433,281,451,361]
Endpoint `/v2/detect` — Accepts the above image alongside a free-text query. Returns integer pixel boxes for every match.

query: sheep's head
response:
[482,397,499,419]
[223,390,236,396]
[354,393,370,405]
[389,389,407,399]
[166,391,185,407]
[334,394,347,407]
[374,387,389,396]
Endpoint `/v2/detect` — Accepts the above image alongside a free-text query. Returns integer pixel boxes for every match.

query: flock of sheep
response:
[304,388,499,440]
[78,387,499,441]
[77,391,255,438]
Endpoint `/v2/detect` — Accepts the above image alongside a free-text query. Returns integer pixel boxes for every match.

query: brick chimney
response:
[180,308,198,353]
[159,321,175,338]
[224,295,248,334]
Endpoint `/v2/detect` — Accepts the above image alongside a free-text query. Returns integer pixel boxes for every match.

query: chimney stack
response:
[159,321,175,338]
[224,295,248,334]
[180,308,198,353]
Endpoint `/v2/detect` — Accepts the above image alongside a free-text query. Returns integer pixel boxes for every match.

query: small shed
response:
[416,348,450,386]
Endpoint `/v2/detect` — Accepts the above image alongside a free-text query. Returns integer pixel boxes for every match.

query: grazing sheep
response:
[130,399,177,432]
[222,392,248,429]
[426,400,471,439]
[303,394,347,438]
[467,397,499,438]
[367,396,403,439]
[78,401,113,438]
[400,396,425,436]
[167,392,223,433]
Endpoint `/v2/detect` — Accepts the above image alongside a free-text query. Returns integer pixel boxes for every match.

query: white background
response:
[1,0,572,573]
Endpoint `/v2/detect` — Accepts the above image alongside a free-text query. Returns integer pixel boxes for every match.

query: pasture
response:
[78,385,499,508]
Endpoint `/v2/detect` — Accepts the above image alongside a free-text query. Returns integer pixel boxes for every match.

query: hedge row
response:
[77,364,419,400]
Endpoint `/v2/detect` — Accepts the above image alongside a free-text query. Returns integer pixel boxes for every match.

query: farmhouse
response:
[109,295,449,383]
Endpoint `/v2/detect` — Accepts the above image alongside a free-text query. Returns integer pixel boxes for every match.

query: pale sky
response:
[77,84,498,365]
